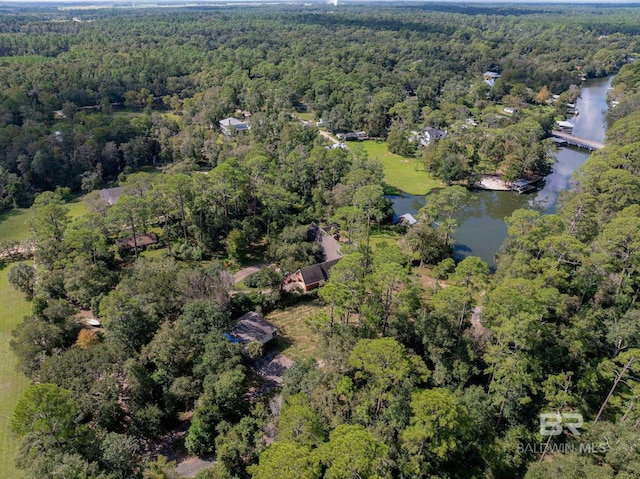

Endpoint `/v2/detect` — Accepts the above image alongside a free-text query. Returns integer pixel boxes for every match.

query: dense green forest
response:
[1,1,638,206]
[2,3,640,479]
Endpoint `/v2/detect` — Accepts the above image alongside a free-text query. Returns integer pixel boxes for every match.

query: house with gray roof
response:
[483,71,501,87]
[229,312,277,345]
[98,186,123,206]
[220,117,250,136]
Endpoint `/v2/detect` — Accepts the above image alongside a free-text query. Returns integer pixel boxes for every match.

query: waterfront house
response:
[398,213,417,226]
[557,120,575,133]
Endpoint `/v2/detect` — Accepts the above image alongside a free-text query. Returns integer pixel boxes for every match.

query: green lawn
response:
[0,196,88,479]
[296,112,313,121]
[0,197,88,244]
[359,140,442,196]
[139,248,168,260]
[369,229,403,249]
[0,209,32,243]
[0,263,31,479]
[266,300,328,361]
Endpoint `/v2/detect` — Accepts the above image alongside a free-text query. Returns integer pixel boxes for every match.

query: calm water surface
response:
[390,75,614,267]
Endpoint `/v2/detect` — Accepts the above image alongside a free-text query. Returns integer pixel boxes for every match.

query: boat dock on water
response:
[475,175,542,194]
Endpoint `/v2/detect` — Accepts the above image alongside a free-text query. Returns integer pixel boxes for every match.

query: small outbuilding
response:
[229,311,277,345]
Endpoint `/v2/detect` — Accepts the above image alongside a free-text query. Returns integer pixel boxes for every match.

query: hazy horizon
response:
[4,0,640,4]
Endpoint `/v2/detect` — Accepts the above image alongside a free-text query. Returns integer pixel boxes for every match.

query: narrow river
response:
[390,75,614,268]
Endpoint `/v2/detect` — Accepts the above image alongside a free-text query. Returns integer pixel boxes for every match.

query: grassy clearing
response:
[369,228,403,249]
[296,112,313,121]
[0,263,31,479]
[0,197,88,244]
[139,248,168,260]
[0,209,32,243]
[359,140,441,196]
[0,196,88,479]
[266,299,328,361]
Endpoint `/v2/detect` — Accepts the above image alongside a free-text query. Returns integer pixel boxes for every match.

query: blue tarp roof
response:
[224,333,243,343]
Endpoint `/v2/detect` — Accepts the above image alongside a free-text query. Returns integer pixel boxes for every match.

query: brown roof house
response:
[116,232,158,252]
[296,259,340,291]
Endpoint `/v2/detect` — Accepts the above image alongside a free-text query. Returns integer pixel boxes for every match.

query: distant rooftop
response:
[98,186,123,206]
[557,120,575,128]
[398,213,417,225]
[220,117,247,127]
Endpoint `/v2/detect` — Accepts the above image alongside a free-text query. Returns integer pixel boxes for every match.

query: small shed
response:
[229,312,277,345]
[297,259,340,291]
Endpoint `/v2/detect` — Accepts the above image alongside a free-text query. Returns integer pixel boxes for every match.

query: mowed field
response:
[359,140,442,196]
[0,198,87,478]
[0,264,30,479]
[0,197,88,243]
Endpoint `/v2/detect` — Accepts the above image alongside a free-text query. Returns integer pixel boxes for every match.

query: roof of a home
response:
[220,117,249,128]
[115,232,158,250]
[298,259,340,286]
[512,179,531,187]
[230,311,277,344]
[483,71,501,77]
[398,213,417,225]
[98,186,123,206]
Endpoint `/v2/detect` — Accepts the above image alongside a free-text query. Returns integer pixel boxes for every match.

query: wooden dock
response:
[551,130,604,151]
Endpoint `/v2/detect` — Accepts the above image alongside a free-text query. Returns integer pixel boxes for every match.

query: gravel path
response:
[175,457,215,478]
[233,263,273,285]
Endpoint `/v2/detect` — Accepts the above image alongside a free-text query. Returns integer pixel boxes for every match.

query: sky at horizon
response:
[4,0,640,3]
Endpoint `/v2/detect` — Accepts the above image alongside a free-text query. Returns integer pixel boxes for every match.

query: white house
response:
[557,120,575,133]
[483,71,501,87]
[420,127,447,146]
[220,117,250,136]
